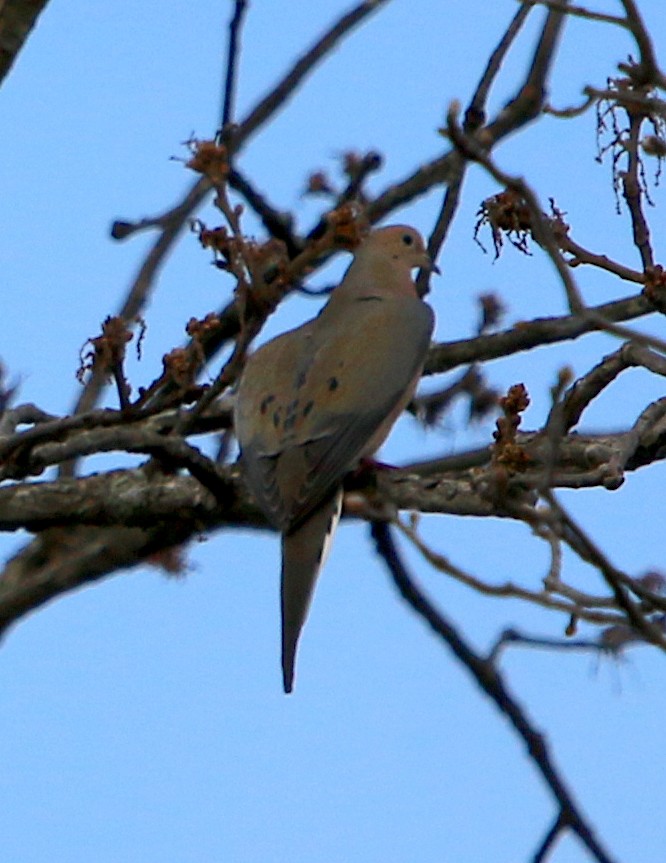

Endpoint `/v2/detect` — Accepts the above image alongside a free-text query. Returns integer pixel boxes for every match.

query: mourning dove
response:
[234,225,436,692]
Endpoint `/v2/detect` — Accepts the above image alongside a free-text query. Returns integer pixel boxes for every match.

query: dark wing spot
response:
[282,399,300,432]
[260,394,275,415]
[302,400,314,418]
[272,409,282,429]
[295,371,307,389]
[328,377,339,392]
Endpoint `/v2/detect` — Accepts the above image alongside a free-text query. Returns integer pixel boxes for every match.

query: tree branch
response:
[425,291,654,375]
[220,0,249,130]
[0,0,49,87]
[371,520,618,863]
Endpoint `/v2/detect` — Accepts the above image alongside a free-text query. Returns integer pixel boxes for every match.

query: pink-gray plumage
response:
[234,225,436,692]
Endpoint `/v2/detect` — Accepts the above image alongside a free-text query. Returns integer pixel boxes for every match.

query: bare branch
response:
[532,812,568,863]
[0,0,50,87]
[546,491,666,650]
[425,291,654,375]
[557,342,666,432]
[518,1,627,30]
[220,0,249,130]
[74,178,211,420]
[448,105,586,313]
[623,110,655,270]
[486,0,570,142]
[232,0,393,148]
[228,168,300,254]
[559,233,644,283]
[619,0,666,88]
[395,518,621,626]
[371,521,619,863]
[465,3,534,131]
[416,2,537,295]
[490,628,627,658]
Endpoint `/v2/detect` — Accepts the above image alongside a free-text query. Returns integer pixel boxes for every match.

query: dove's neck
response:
[340,254,420,299]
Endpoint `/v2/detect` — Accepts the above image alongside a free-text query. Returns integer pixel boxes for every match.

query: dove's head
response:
[355,225,439,277]
[340,225,438,300]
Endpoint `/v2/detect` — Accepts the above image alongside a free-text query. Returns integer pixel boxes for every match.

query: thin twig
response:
[72,178,210,421]
[395,518,621,625]
[232,0,392,147]
[486,0,569,142]
[448,105,586,314]
[465,3,534,131]
[619,0,666,88]
[532,811,567,863]
[228,168,300,254]
[560,234,644,283]
[78,0,393,422]
[518,1,627,29]
[220,0,249,130]
[489,628,621,661]
[418,4,536,293]
[584,86,666,119]
[545,491,666,650]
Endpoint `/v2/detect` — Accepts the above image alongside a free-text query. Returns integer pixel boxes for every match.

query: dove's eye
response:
[402,233,414,246]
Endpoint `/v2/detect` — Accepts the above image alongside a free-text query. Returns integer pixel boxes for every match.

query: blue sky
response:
[1,2,665,861]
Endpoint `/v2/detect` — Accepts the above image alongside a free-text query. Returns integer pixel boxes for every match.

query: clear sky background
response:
[1,2,665,862]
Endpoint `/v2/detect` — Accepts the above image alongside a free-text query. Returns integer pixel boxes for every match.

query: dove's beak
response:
[419,253,440,275]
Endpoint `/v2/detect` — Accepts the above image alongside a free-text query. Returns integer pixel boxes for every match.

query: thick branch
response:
[1,413,665,659]
[2,422,666,533]
[425,291,654,374]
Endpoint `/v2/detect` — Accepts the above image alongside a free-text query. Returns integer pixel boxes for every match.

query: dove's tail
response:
[280,488,343,693]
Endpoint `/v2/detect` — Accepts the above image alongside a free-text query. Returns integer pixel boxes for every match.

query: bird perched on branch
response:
[234,225,437,692]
